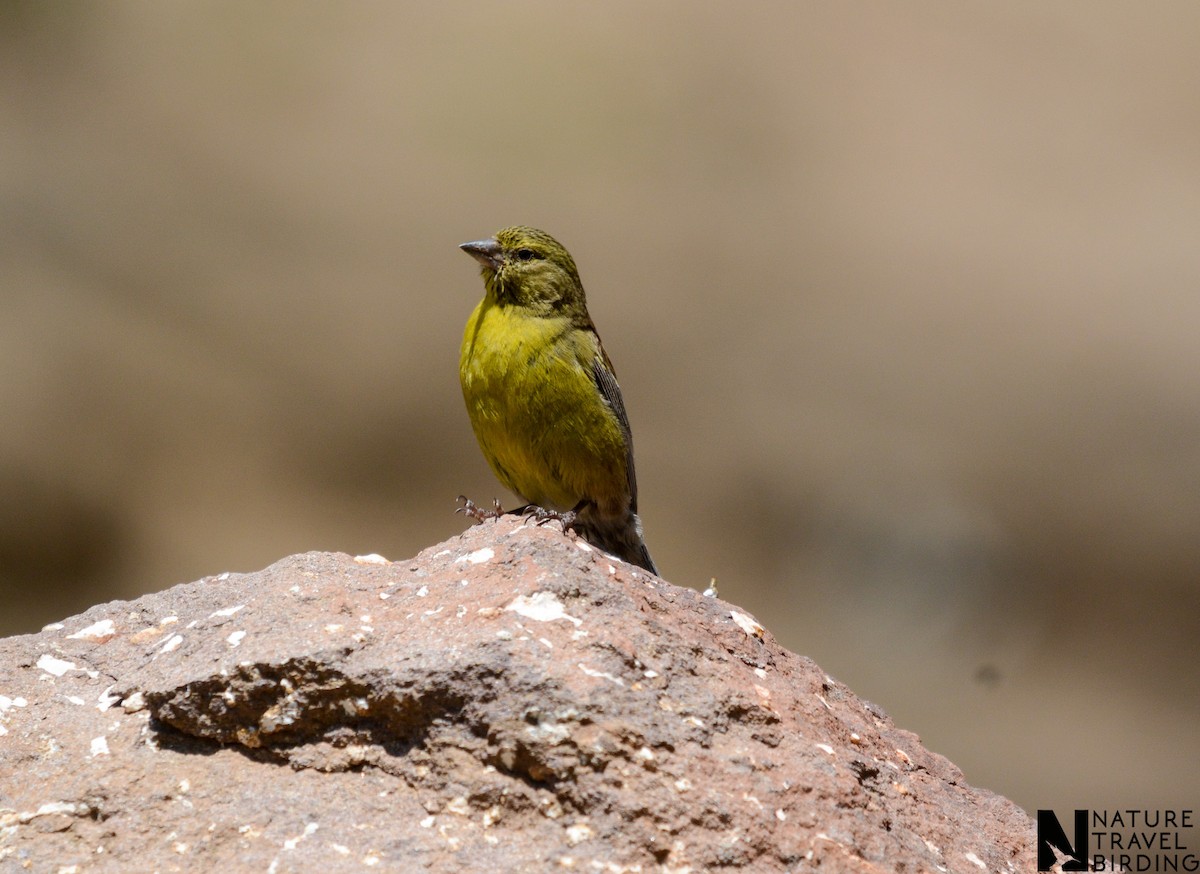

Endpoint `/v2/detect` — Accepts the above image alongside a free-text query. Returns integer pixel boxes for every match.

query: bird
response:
[457,226,658,575]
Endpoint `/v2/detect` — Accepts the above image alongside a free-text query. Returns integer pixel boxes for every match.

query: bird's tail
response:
[576,510,658,575]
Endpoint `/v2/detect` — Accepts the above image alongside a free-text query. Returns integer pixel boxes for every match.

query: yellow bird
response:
[458,226,657,574]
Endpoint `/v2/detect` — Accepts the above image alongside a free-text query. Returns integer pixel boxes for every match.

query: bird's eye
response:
[515,248,537,261]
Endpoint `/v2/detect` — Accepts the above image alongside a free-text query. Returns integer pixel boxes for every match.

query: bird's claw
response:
[456,495,504,522]
[523,505,578,530]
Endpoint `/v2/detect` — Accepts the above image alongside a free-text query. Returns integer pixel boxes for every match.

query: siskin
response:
[458,226,657,574]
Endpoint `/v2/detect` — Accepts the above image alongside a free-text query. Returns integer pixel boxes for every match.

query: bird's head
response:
[460,226,587,317]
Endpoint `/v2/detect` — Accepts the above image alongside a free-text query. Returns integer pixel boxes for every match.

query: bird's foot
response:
[456,495,504,523]
[522,504,579,531]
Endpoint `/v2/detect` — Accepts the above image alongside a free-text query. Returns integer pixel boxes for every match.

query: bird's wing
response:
[590,340,639,513]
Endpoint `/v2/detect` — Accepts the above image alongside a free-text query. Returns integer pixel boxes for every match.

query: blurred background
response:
[2,1,1197,818]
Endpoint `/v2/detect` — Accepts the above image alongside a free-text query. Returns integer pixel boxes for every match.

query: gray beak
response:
[460,238,503,271]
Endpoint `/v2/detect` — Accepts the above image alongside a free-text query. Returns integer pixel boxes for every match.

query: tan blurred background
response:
[3,2,1198,818]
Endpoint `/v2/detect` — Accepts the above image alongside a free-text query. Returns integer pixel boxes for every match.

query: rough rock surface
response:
[0,517,1035,872]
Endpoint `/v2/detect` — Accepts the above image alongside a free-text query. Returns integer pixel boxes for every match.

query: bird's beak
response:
[460,238,504,272]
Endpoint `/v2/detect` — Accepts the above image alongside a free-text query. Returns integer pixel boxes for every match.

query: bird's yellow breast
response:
[459,296,628,512]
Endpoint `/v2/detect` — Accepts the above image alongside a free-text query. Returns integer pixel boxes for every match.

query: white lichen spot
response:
[775,809,787,821]
[362,853,381,866]
[743,793,763,809]
[95,685,121,712]
[573,540,593,553]
[506,592,582,626]
[378,591,392,600]
[416,585,429,597]
[455,605,467,618]
[816,743,835,756]
[445,796,470,816]
[216,572,231,581]
[227,631,246,647]
[331,843,349,855]
[457,547,494,565]
[173,842,189,854]
[577,664,625,686]
[607,565,616,575]
[67,619,116,640]
[730,611,765,639]
[33,801,87,819]
[65,696,85,706]
[42,622,65,632]
[37,654,77,677]
[674,778,693,792]
[209,605,246,619]
[438,824,461,848]
[635,747,655,762]
[481,805,501,828]
[923,838,941,855]
[324,624,344,633]
[525,717,570,745]
[178,779,190,794]
[160,616,179,626]
[159,634,184,654]
[282,822,319,850]
[120,691,145,712]
[643,669,658,679]
[964,851,986,869]
[89,736,110,757]
[419,816,435,828]
[754,667,767,679]
[353,553,389,565]
[565,823,593,844]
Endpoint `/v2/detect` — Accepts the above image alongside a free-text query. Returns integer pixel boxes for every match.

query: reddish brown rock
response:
[0,517,1035,872]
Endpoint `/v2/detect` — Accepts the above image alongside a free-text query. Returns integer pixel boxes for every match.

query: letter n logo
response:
[1037,809,1089,871]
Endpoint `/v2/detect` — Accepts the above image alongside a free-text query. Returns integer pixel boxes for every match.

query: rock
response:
[0,517,1035,872]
